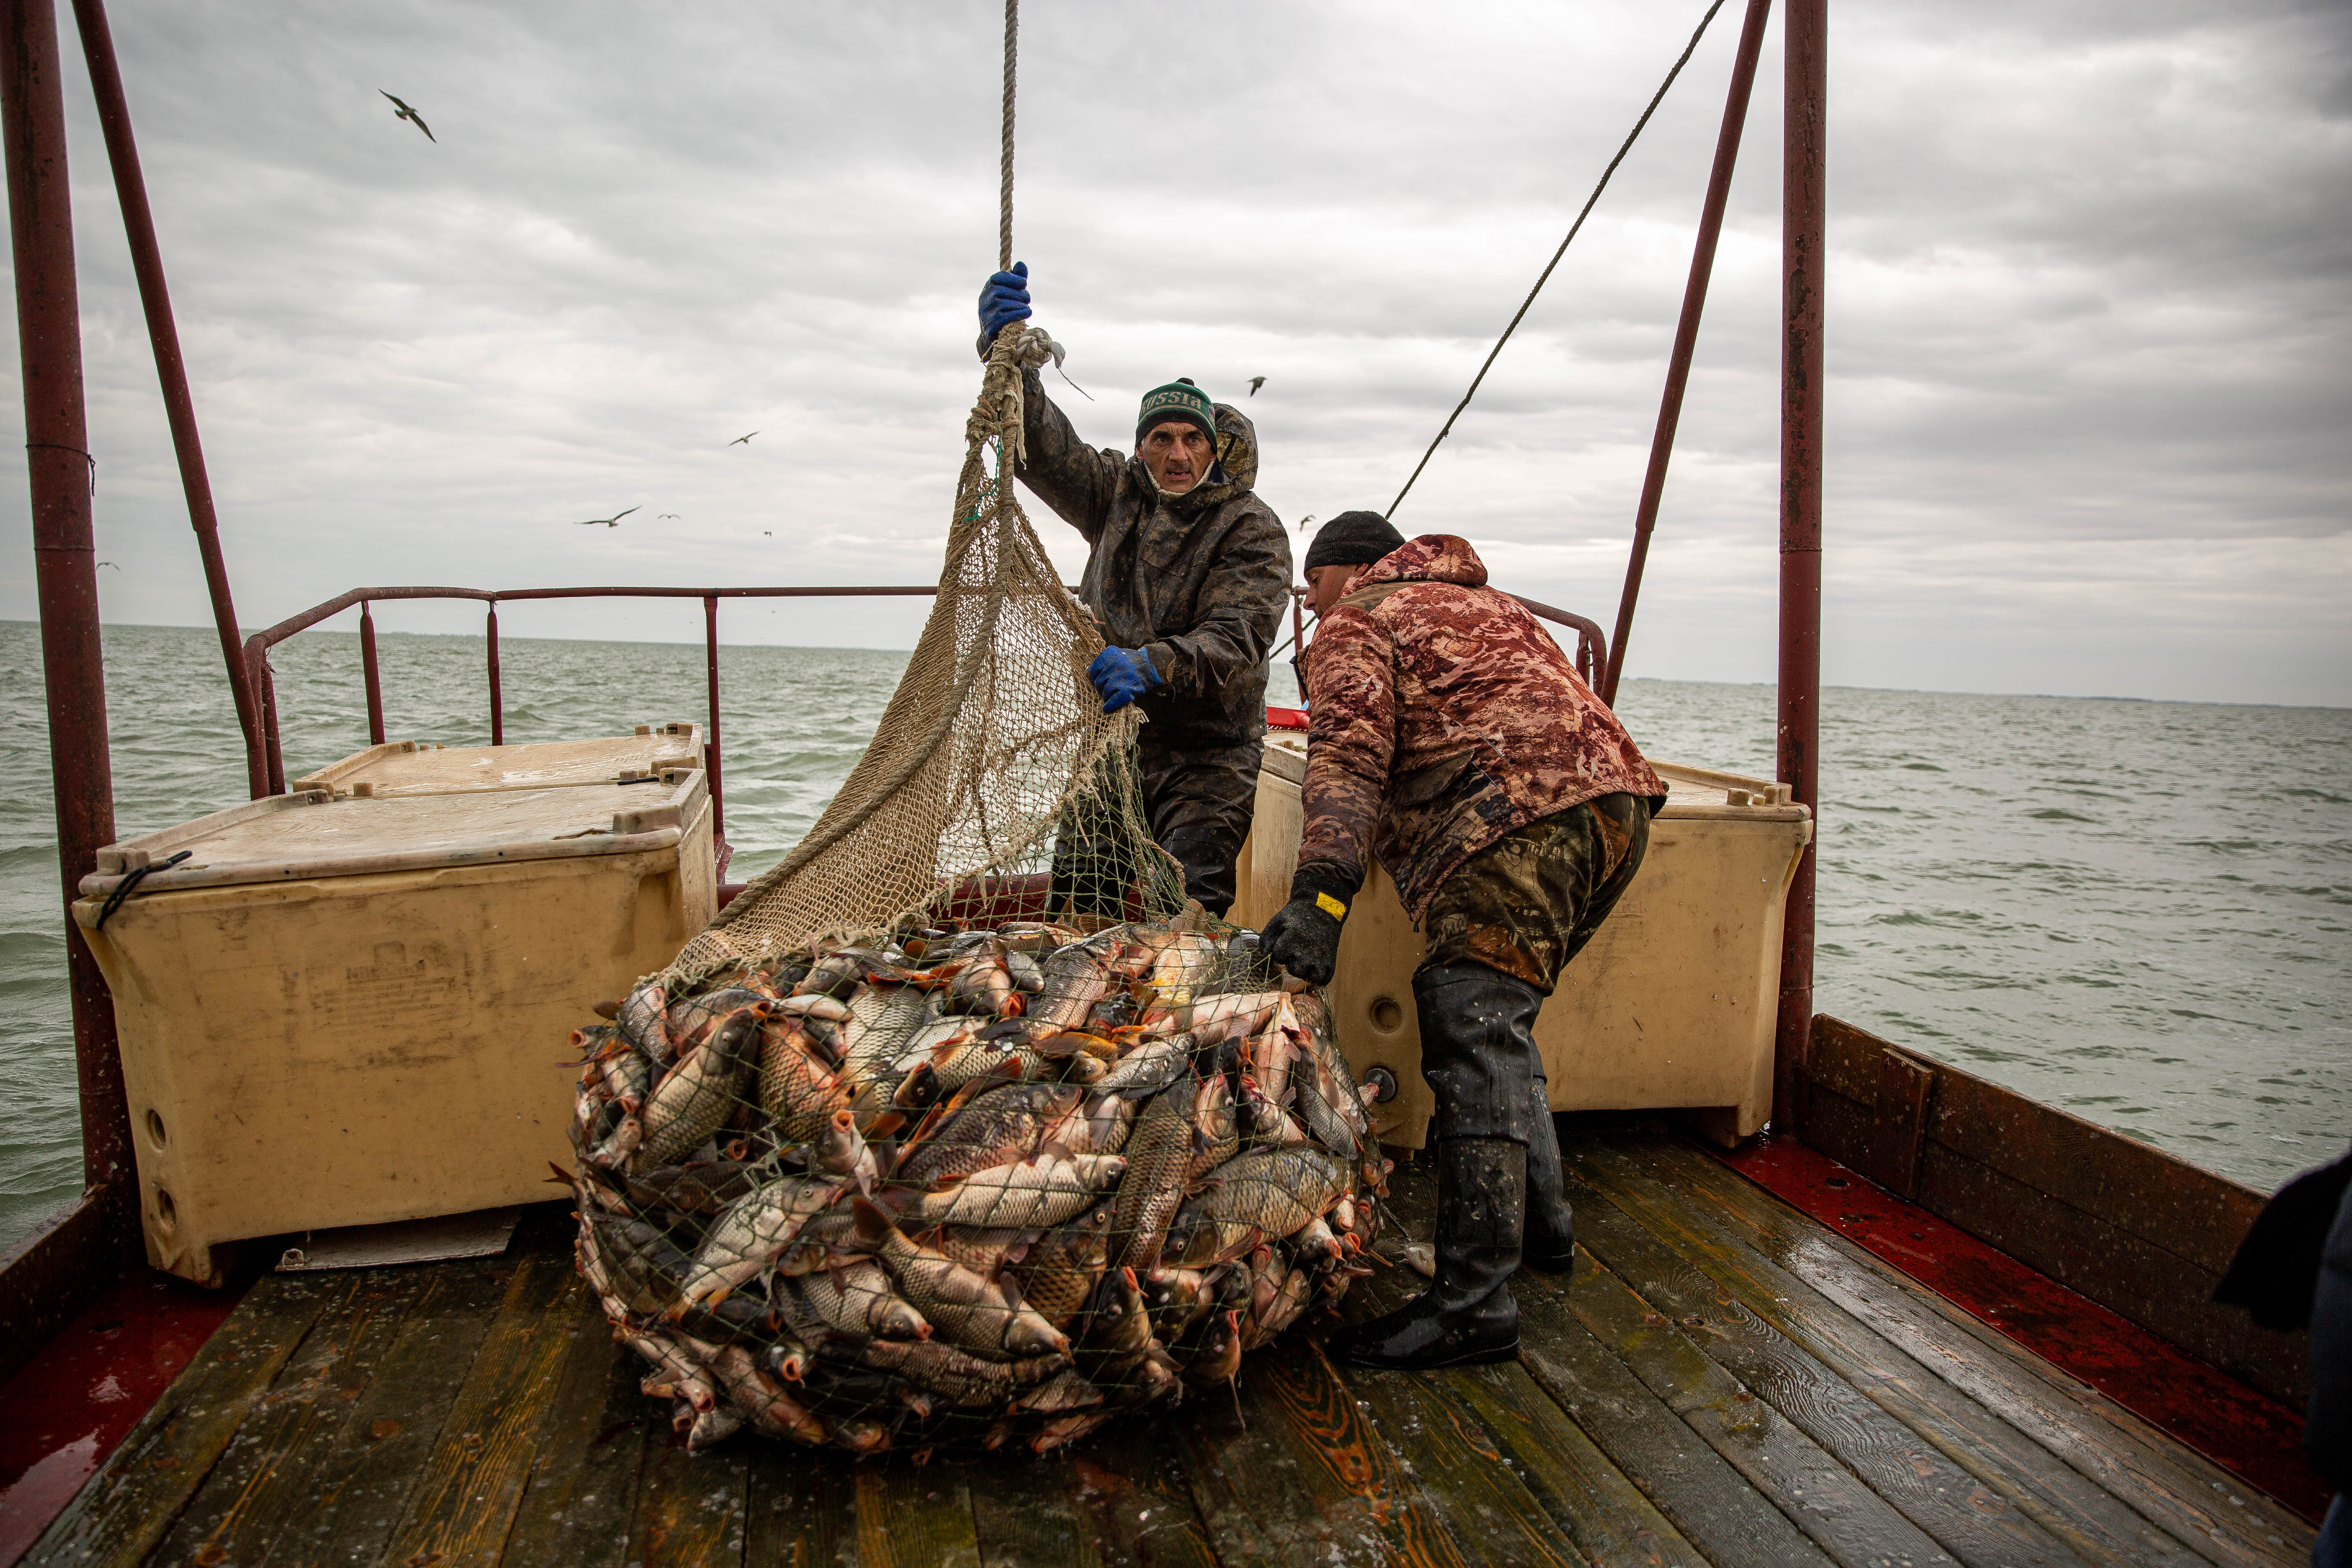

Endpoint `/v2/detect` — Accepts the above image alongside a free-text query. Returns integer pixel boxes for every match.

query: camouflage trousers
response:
[1051,736,1263,919]
[1417,793,1651,994]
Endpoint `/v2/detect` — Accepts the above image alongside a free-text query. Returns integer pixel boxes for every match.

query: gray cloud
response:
[1,0,2343,704]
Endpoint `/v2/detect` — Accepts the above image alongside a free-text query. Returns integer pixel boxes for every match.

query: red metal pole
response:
[486,604,503,746]
[1773,0,1826,1136]
[703,594,726,844]
[1,0,133,1245]
[1605,0,1772,705]
[256,648,285,792]
[67,0,263,797]
[359,600,384,745]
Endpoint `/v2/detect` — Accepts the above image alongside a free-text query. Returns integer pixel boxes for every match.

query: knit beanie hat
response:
[1303,510,1408,573]
[1136,378,1217,444]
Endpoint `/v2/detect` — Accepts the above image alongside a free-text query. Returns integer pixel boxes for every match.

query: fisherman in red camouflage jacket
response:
[1262,513,1666,1372]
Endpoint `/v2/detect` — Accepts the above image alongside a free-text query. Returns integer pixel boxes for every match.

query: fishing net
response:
[561,328,1388,1457]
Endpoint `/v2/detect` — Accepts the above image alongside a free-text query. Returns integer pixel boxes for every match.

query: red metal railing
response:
[241,584,1613,845]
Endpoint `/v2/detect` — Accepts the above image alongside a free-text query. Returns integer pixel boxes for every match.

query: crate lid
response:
[78,768,708,901]
[292,725,701,798]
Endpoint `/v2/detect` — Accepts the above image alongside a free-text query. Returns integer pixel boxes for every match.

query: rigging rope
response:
[999,0,1018,271]
[1388,0,1730,517]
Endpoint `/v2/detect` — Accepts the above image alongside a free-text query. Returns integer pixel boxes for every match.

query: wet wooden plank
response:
[1562,1152,2102,1568]
[24,1271,343,1568]
[742,1445,856,1566]
[1648,1131,2316,1567]
[500,1300,649,1568]
[629,1421,749,1568]
[1533,1241,1952,1568]
[1058,1419,1220,1568]
[969,1453,1106,1568]
[1330,1258,1625,1566]
[1578,1131,2234,1567]
[1509,1266,1841,1568]
[240,1257,512,1568]
[144,1268,429,1568]
[1176,1325,1471,1567]
[374,1251,589,1568]
[849,1459,981,1568]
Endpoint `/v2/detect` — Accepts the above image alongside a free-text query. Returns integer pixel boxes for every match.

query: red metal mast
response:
[1603,0,1773,705]
[1,0,134,1253]
[69,0,264,797]
[1774,0,1826,1133]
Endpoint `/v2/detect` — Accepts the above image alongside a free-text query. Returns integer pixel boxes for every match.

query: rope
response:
[1388,0,1729,517]
[998,0,1017,272]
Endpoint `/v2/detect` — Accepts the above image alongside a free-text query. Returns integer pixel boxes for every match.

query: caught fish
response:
[619,979,673,1067]
[579,1209,692,1321]
[838,984,926,1095]
[1028,940,1116,1031]
[1050,1089,1138,1157]
[849,1199,1067,1359]
[1144,933,1222,1008]
[695,1338,828,1445]
[1032,1410,1115,1454]
[794,1258,931,1342]
[909,1146,1126,1231]
[758,1012,851,1141]
[1072,1265,1157,1389]
[1181,1309,1244,1387]
[948,951,1020,1018]
[627,1330,716,1412]
[686,1406,744,1453]
[1012,1205,1112,1328]
[1108,1065,1198,1275]
[1180,990,1282,1049]
[1167,1146,1349,1269]
[673,1172,842,1316]
[862,1338,1068,1407]
[1014,1366,1104,1414]
[895,1080,1083,1188]
[624,1158,761,1219]
[1187,1068,1239,1185]
[668,986,768,1056]
[634,1003,766,1169]
[1093,1035,1196,1099]
[1003,950,1044,994]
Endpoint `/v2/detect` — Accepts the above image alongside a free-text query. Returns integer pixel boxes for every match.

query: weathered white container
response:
[1231,731,1811,1149]
[73,742,714,1285]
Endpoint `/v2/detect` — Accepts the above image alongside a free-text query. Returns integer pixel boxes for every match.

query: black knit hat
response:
[1303,511,1408,574]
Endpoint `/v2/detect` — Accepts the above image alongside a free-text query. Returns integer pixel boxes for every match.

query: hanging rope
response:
[1388,0,1729,517]
[999,0,1018,271]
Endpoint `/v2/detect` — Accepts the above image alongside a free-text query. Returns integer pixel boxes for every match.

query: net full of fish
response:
[564,918,1390,1457]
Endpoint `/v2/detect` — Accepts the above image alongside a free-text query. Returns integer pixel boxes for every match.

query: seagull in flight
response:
[657,512,681,519]
[379,91,435,143]
[575,506,638,528]
[728,431,757,446]
[96,560,120,571]
[1247,376,1265,396]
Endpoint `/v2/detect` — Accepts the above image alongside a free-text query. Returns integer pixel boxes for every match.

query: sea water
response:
[2,622,2345,1251]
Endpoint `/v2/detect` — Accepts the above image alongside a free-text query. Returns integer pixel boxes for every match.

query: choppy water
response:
[2,621,2345,1249]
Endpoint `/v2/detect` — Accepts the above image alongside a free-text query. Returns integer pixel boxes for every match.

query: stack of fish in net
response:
[565,915,1388,1457]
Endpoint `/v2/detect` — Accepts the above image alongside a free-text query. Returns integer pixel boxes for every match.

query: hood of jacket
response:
[1128,402,1259,513]
[1345,533,1488,592]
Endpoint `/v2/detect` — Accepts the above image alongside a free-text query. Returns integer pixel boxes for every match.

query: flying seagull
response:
[657,512,681,519]
[728,432,757,446]
[1248,376,1265,396]
[1296,513,1316,534]
[379,91,435,143]
[96,560,120,571]
[575,506,638,528]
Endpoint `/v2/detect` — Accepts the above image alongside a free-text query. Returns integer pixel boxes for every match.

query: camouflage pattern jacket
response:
[1014,370,1292,749]
[1298,535,1666,919]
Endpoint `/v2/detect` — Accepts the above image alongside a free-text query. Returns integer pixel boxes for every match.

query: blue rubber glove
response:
[978,261,1031,343]
[1088,646,1159,713]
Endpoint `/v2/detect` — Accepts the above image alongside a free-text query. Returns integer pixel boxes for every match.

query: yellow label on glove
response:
[1315,891,1348,920]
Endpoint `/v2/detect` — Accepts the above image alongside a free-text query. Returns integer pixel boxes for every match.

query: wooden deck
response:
[24,1127,2317,1568]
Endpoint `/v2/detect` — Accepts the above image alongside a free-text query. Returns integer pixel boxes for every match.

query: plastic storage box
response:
[1232,732,1811,1149]
[74,745,714,1285]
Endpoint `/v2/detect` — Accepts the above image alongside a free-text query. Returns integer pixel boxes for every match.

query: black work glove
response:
[1260,860,1362,988]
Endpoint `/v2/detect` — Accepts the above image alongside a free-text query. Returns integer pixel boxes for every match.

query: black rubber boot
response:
[1329,1136,1523,1370]
[1522,1088,1577,1275]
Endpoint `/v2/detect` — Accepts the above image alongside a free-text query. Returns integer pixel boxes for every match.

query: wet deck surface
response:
[25,1127,2316,1568]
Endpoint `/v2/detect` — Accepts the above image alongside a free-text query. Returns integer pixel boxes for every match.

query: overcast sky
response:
[1,0,2345,706]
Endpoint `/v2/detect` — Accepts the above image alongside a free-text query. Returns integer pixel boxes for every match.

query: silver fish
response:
[909,1146,1126,1231]
[862,1338,1068,1407]
[1109,1065,1198,1275]
[1029,940,1115,1030]
[895,1080,1083,1188]
[673,1172,841,1315]
[794,1258,930,1342]
[693,1337,828,1446]
[633,1004,764,1169]
[1144,933,1222,1008]
[849,1199,1066,1359]
[757,1013,851,1141]
[619,979,673,1066]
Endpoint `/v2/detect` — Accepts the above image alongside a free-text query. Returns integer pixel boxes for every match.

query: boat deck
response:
[22,1127,2316,1568]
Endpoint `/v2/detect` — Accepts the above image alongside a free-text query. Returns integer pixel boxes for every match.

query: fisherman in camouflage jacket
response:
[1263,513,1666,1372]
[979,265,1292,916]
